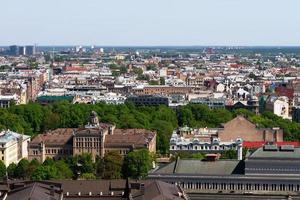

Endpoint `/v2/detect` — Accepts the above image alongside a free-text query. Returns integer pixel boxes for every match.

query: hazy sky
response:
[1,0,300,46]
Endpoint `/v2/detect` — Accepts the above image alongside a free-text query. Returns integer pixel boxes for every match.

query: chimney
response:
[50,185,55,196]
[140,183,145,195]
[237,144,243,161]
[236,138,243,161]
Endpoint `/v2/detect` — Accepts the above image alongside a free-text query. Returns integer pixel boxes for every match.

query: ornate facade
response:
[28,111,156,162]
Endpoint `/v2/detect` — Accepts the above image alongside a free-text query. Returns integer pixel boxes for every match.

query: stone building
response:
[218,115,283,142]
[28,111,156,162]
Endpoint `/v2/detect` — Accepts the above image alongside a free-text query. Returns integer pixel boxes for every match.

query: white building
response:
[274,97,289,119]
[0,130,31,166]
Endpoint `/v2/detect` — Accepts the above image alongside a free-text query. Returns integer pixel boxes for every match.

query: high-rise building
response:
[9,45,19,56]
[25,45,36,55]
[19,46,26,55]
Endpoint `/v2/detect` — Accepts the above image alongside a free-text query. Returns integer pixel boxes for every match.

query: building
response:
[28,111,156,162]
[225,97,259,114]
[292,106,300,122]
[265,95,290,119]
[25,45,36,56]
[0,130,30,167]
[126,95,169,106]
[170,116,283,154]
[133,86,193,96]
[0,95,18,108]
[18,46,26,56]
[9,45,19,56]
[245,144,300,176]
[28,128,74,163]
[36,95,75,105]
[149,145,300,197]
[0,179,188,200]
[190,97,225,109]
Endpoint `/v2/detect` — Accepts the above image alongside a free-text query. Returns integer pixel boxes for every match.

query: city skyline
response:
[1,0,300,46]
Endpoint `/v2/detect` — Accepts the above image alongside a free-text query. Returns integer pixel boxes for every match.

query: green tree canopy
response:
[97,151,123,179]
[122,149,152,179]
[0,160,6,180]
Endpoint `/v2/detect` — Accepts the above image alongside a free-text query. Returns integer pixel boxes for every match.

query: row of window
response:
[178,182,300,192]
[171,145,233,150]
[45,149,72,155]
[75,137,101,142]
[75,142,101,148]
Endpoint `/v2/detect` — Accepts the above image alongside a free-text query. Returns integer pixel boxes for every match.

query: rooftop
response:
[248,146,300,160]
[0,130,30,144]
[153,158,243,175]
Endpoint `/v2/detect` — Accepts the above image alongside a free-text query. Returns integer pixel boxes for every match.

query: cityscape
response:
[1,0,300,200]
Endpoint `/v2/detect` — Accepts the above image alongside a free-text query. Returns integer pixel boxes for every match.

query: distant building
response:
[190,97,225,109]
[225,97,259,114]
[0,130,30,167]
[9,45,19,56]
[28,111,156,162]
[25,45,36,55]
[126,95,169,106]
[0,94,18,108]
[18,46,26,56]
[292,106,300,122]
[36,95,75,105]
[266,95,290,119]
[170,116,283,154]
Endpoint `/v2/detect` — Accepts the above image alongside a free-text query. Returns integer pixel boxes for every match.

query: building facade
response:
[170,116,283,154]
[0,130,30,166]
[150,145,300,196]
[28,111,156,162]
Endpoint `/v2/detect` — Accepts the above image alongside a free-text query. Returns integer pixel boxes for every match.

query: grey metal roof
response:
[249,147,300,160]
[154,159,242,175]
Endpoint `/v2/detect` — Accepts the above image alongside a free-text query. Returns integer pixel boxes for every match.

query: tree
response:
[132,67,143,76]
[149,80,159,85]
[27,159,41,178]
[79,173,96,180]
[97,151,123,179]
[122,150,152,179]
[55,160,73,179]
[7,163,17,179]
[31,165,59,181]
[15,159,30,179]
[0,160,6,180]
[160,77,165,85]
[78,153,94,174]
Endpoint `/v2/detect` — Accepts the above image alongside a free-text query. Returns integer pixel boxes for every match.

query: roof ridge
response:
[28,182,37,199]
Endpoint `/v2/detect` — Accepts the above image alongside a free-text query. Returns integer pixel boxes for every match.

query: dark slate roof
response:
[153,159,243,175]
[132,180,186,200]
[248,146,300,160]
[6,181,62,200]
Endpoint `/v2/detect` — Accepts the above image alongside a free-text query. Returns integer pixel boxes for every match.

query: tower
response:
[89,111,99,127]
[236,138,243,161]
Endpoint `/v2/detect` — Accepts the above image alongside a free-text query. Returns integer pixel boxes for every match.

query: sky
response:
[1,0,300,46]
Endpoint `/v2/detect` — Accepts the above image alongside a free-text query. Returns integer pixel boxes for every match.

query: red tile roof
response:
[243,141,300,149]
